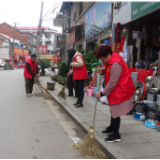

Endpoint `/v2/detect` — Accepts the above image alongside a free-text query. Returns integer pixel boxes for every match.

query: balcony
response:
[57,34,66,48]
[53,14,64,27]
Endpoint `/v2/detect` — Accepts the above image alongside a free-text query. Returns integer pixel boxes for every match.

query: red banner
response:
[14,47,23,56]
[38,45,47,54]
[116,43,121,54]
[23,49,29,56]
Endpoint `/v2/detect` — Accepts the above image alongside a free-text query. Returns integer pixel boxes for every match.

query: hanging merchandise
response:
[149,48,153,60]
[112,43,116,52]
[116,23,121,43]
[120,28,128,53]
[135,60,147,70]
[145,47,149,66]
[152,49,158,61]
[120,37,125,52]
[116,42,121,54]
[135,39,141,60]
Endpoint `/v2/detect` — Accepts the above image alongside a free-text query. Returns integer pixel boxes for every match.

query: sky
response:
[0,0,63,33]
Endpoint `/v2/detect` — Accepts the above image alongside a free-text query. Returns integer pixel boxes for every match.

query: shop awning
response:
[86,24,112,43]
[1,57,11,61]
[85,24,104,41]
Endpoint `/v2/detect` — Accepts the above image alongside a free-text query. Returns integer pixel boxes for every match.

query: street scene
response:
[1,0,160,159]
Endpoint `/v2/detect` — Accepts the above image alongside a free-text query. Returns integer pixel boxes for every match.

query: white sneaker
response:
[26,94,32,97]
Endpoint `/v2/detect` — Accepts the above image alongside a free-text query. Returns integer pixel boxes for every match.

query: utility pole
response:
[12,23,16,61]
[37,1,43,58]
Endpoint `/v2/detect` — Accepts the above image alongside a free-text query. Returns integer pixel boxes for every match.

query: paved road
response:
[0,69,86,159]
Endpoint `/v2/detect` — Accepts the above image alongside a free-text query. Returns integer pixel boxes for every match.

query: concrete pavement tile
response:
[120,115,134,120]
[121,119,144,125]
[81,115,109,122]
[115,133,149,144]
[95,125,132,136]
[76,110,104,116]
[72,108,94,113]
[86,120,110,128]
[124,124,155,133]
[80,122,90,132]
[114,142,157,158]
[140,155,160,159]
[95,136,119,156]
[110,152,127,159]
[136,132,160,142]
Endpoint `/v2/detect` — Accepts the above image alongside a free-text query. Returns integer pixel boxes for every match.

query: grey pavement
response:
[39,70,160,159]
[0,69,89,159]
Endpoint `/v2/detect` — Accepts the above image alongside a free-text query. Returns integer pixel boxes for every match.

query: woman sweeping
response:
[95,45,135,143]
[67,48,88,108]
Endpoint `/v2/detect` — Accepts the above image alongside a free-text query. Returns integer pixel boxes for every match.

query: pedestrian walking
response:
[67,48,88,108]
[24,54,39,97]
[95,45,135,143]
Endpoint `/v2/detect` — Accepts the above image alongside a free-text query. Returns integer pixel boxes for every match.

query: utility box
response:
[132,31,147,39]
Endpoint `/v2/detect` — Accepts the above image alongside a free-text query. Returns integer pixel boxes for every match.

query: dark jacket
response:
[66,58,72,74]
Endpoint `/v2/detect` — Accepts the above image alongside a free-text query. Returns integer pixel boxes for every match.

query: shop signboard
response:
[131,2,160,20]
[41,55,54,60]
[23,49,29,56]
[38,45,47,54]
[68,27,75,46]
[14,47,23,56]
[113,2,131,25]
[84,2,112,38]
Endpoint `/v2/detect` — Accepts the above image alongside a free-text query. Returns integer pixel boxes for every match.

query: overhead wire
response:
[43,2,58,18]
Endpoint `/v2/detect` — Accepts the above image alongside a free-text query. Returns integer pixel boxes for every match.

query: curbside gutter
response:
[38,78,116,159]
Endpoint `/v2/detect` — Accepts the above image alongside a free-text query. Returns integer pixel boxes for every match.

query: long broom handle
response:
[92,74,102,128]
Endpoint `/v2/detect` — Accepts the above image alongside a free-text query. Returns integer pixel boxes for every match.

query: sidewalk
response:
[38,71,160,159]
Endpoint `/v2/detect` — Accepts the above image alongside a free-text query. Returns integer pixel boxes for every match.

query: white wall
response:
[70,3,77,27]
[41,33,54,51]
[113,2,131,25]
[0,48,9,58]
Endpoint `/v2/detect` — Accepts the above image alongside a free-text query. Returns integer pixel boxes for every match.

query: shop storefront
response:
[84,2,112,50]
[40,54,61,67]
[13,47,29,68]
[112,2,160,128]
[112,2,160,67]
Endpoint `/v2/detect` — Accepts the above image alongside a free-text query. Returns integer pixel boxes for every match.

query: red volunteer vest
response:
[73,54,88,81]
[24,59,37,79]
[105,52,135,105]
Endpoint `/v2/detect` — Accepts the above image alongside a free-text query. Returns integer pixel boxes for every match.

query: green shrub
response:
[38,60,51,72]
[78,43,99,73]
[58,61,67,77]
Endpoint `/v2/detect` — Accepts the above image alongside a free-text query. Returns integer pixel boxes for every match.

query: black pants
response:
[67,75,78,97]
[75,80,85,101]
[109,116,121,137]
[67,75,74,96]
[25,77,34,94]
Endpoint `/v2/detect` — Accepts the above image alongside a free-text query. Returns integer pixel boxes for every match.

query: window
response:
[45,41,51,45]
[40,33,43,38]
[45,33,51,38]
[79,2,83,16]
[39,41,42,45]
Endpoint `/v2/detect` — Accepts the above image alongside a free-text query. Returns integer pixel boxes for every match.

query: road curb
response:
[38,78,116,159]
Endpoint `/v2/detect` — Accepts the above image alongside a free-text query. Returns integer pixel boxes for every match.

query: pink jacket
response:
[102,63,134,118]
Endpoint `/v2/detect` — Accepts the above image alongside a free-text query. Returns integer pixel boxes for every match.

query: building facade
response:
[0,33,10,59]
[18,27,60,54]
[54,2,112,62]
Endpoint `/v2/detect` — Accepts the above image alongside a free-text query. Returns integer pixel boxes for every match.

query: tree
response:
[58,61,67,77]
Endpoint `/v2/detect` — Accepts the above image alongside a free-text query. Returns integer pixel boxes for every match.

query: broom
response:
[58,66,71,100]
[79,74,106,158]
